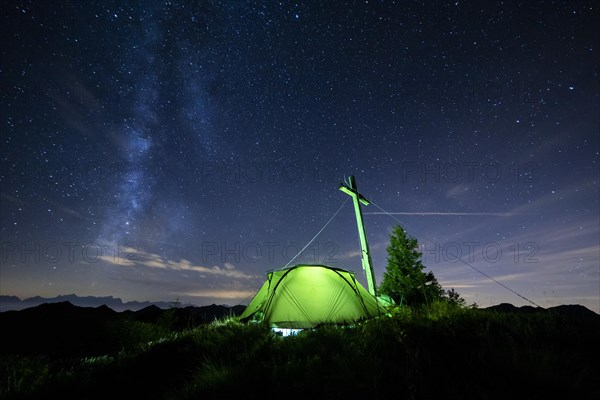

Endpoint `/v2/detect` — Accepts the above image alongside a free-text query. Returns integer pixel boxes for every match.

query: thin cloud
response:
[342,249,362,259]
[508,179,596,215]
[437,280,480,289]
[98,247,257,279]
[1,192,24,206]
[339,239,388,259]
[445,184,471,199]
[182,289,257,300]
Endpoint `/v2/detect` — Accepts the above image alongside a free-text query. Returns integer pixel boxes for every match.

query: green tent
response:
[240,264,386,329]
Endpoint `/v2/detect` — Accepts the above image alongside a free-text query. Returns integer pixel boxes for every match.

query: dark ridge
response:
[0,302,118,357]
[483,303,519,312]
[484,303,598,317]
[548,304,599,318]
[0,294,199,312]
[0,301,246,357]
[484,303,544,313]
[132,304,165,323]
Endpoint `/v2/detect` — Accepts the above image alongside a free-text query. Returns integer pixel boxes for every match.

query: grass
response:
[1,304,598,400]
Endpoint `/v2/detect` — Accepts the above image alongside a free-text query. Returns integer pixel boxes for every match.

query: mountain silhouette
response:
[484,302,598,317]
[0,294,199,312]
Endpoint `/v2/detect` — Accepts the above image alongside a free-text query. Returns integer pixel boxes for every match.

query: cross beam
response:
[339,176,376,296]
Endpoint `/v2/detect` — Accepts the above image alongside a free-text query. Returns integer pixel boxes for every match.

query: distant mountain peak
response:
[484,303,598,316]
[0,294,199,312]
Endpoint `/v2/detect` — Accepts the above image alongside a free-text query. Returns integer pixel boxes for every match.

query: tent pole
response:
[339,176,376,297]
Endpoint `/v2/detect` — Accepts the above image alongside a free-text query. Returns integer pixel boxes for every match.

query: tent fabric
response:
[240,264,386,329]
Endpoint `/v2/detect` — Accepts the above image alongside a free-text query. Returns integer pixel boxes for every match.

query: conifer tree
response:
[379,225,443,306]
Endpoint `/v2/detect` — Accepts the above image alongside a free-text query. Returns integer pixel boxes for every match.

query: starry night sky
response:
[1,1,598,312]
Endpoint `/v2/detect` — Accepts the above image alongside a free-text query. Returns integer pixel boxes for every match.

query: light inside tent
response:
[272,328,303,337]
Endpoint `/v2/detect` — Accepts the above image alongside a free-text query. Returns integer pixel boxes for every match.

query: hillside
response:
[0,302,598,399]
[0,302,245,358]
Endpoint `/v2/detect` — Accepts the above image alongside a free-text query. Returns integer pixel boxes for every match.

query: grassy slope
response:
[1,303,598,400]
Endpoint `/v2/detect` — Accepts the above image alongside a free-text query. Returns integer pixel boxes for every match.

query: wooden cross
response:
[339,176,376,296]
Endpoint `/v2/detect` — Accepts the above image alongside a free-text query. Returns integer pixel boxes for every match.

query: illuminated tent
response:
[240,264,386,329]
